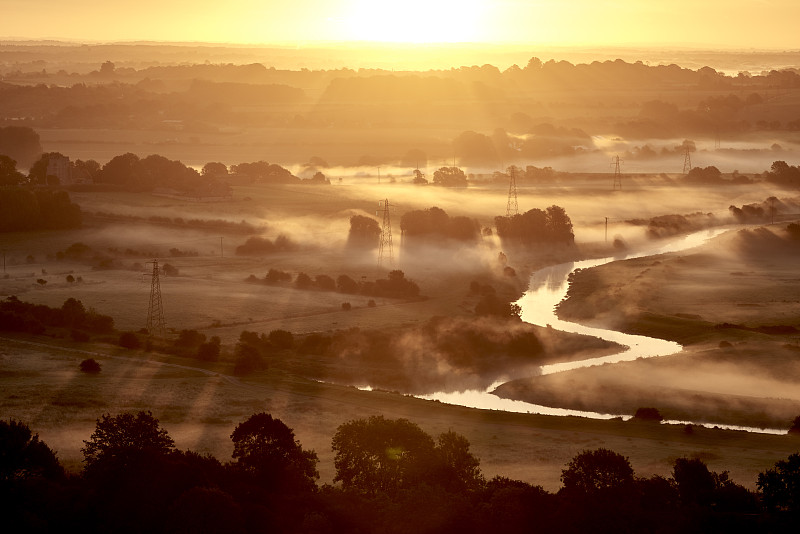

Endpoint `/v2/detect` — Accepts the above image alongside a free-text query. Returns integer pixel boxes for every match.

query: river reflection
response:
[418,227,786,434]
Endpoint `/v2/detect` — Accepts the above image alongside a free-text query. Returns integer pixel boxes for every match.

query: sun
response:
[341,0,488,43]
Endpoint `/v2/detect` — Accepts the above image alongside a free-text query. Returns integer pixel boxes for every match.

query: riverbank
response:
[499,225,800,430]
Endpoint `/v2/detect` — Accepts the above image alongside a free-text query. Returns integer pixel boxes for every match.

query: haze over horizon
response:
[4,0,800,52]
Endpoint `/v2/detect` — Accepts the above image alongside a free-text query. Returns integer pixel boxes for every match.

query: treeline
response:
[0,187,81,231]
[4,410,800,533]
[245,268,421,300]
[400,206,481,241]
[1,150,329,193]
[495,205,574,244]
[0,296,114,337]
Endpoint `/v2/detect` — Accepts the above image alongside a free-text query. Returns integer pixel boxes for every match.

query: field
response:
[3,176,800,491]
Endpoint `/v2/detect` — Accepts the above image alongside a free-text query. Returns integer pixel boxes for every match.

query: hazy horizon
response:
[5,0,800,52]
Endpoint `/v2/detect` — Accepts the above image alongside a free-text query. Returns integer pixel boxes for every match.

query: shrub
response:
[367,299,376,308]
[341,302,352,311]
[118,331,141,349]
[264,268,292,284]
[79,358,102,374]
[633,407,664,422]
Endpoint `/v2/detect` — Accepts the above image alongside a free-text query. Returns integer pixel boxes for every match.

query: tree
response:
[337,274,359,293]
[0,419,63,481]
[331,415,437,495]
[561,448,635,495]
[0,155,25,186]
[434,431,484,491]
[295,272,312,289]
[348,214,381,248]
[79,358,102,374]
[672,457,716,507]
[197,337,221,361]
[790,415,800,434]
[453,130,498,165]
[230,412,319,492]
[411,168,428,184]
[82,411,175,476]
[201,161,228,177]
[432,166,467,187]
[758,452,800,514]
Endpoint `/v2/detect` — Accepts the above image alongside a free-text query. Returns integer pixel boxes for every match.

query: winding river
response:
[416,227,787,435]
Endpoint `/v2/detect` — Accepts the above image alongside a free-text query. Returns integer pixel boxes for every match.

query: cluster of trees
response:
[495,205,574,245]
[400,206,481,242]
[0,187,81,231]
[235,235,296,255]
[4,411,800,533]
[455,127,591,165]
[684,165,752,184]
[493,164,558,184]
[0,296,114,337]
[247,269,421,300]
[765,160,800,187]
[318,315,541,392]
[431,166,468,187]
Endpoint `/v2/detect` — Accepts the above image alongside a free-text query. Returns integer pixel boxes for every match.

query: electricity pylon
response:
[611,155,623,190]
[682,147,693,174]
[506,167,519,216]
[145,259,166,338]
[377,199,394,268]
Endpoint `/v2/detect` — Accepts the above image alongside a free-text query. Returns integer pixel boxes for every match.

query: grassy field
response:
[2,335,798,492]
[3,179,800,491]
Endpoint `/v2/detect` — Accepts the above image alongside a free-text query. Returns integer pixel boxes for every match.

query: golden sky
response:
[3,0,800,48]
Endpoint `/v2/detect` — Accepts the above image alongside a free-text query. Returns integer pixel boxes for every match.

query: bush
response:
[118,331,141,349]
[79,358,102,374]
[367,299,376,307]
[341,302,352,311]
[633,407,664,422]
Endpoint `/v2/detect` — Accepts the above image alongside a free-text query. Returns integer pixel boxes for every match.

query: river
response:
[416,227,787,435]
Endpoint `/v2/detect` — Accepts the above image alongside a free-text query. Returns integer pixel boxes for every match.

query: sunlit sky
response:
[3,0,800,48]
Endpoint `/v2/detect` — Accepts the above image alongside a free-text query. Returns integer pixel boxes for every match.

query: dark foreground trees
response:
[230,412,319,492]
[1,411,792,533]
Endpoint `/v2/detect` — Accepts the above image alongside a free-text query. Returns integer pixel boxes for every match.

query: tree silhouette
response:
[230,412,318,492]
[0,419,63,482]
[561,448,634,495]
[432,166,467,187]
[82,411,174,477]
[332,415,436,495]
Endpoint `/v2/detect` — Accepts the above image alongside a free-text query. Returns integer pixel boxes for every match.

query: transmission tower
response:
[145,259,166,338]
[682,147,693,174]
[377,199,394,268]
[506,167,519,216]
[611,155,623,190]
